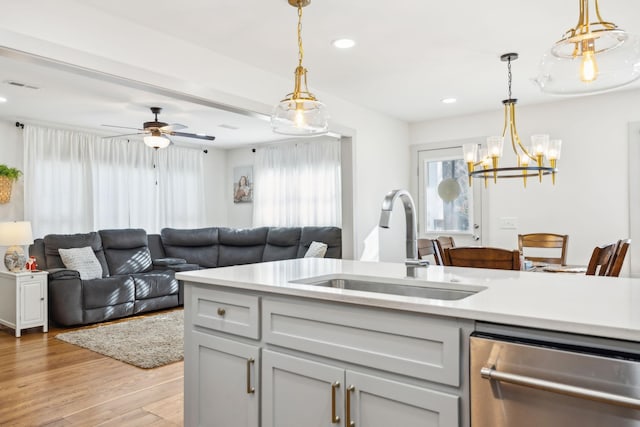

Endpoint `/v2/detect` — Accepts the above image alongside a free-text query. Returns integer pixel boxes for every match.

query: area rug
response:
[56,310,184,369]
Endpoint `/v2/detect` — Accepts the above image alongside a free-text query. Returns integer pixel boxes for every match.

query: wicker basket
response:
[0,176,13,204]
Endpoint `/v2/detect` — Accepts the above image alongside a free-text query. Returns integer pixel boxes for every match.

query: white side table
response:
[0,270,48,337]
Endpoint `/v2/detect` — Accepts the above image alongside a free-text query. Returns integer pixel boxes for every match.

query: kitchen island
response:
[177,258,640,427]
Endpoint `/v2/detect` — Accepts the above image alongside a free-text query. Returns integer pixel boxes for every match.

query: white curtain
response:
[253,138,341,227]
[23,125,206,238]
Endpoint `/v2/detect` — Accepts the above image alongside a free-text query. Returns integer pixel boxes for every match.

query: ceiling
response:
[1,0,640,148]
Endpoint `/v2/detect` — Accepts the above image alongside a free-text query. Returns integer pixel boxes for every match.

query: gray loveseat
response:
[30,226,342,327]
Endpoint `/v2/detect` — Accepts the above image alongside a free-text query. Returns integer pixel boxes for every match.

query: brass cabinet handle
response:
[331,381,341,423]
[217,307,226,316]
[346,385,355,427]
[246,358,255,394]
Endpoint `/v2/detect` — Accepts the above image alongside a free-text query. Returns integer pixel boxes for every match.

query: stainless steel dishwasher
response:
[471,323,640,427]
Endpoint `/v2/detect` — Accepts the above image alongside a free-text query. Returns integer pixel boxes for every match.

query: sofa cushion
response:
[100,229,153,275]
[130,271,179,300]
[43,232,109,277]
[58,246,103,280]
[263,227,301,261]
[298,227,342,258]
[83,275,135,309]
[161,227,219,268]
[218,227,268,267]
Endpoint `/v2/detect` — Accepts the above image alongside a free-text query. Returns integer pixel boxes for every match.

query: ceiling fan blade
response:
[101,132,146,139]
[101,124,144,131]
[172,131,216,141]
[160,123,187,132]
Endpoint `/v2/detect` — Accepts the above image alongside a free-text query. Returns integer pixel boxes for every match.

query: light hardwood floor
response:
[0,312,184,426]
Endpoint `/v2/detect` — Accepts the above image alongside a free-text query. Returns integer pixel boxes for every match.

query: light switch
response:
[499,217,518,229]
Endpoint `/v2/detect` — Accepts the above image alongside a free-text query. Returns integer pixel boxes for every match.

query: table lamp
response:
[0,221,34,272]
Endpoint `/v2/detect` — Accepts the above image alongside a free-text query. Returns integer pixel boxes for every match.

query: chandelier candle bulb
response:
[548,139,562,184]
[462,143,478,187]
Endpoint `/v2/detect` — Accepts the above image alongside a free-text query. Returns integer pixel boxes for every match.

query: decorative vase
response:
[0,176,13,204]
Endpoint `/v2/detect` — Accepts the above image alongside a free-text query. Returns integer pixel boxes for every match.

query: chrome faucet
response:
[379,189,429,277]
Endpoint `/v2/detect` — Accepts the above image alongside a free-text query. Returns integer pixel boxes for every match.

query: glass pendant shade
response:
[144,134,170,149]
[272,96,329,136]
[536,0,640,95]
[271,0,329,136]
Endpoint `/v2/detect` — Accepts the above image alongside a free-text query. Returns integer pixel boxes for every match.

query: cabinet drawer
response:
[263,298,461,386]
[190,286,260,339]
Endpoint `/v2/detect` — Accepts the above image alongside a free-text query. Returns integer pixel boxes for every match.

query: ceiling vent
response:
[4,80,39,90]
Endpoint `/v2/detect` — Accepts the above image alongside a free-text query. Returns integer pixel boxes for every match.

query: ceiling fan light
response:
[144,135,170,149]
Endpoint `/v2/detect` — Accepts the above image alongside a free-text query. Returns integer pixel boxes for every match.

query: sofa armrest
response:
[153,257,187,267]
[47,268,81,280]
[47,272,84,326]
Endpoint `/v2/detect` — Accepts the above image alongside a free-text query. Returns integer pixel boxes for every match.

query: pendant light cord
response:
[297,3,304,68]
[507,56,513,99]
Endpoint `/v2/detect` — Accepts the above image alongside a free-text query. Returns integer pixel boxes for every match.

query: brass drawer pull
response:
[331,381,340,423]
[217,307,226,316]
[346,385,355,426]
[246,358,255,394]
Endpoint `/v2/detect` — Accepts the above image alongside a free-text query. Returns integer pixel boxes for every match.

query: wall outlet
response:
[499,217,518,229]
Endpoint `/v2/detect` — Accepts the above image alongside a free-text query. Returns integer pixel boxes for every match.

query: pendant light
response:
[271,0,329,136]
[463,53,561,188]
[536,0,640,95]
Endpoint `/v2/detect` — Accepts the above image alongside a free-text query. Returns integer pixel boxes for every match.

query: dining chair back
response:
[518,233,569,265]
[417,239,442,265]
[607,238,631,277]
[586,243,617,276]
[435,236,456,265]
[442,247,521,270]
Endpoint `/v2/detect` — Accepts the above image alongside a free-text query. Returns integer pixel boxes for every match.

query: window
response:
[23,125,205,237]
[252,138,341,227]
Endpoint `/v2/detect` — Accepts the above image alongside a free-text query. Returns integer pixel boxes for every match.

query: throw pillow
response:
[304,241,328,258]
[58,246,103,280]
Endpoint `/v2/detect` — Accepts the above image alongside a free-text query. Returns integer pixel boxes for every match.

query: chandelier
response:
[271,0,329,136]
[536,0,640,95]
[463,53,562,188]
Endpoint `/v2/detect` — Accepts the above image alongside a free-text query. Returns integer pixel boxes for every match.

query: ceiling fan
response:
[103,106,216,149]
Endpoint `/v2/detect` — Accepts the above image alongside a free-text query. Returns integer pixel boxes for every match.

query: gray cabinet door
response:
[262,349,345,427]
[346,370,459,427]
[186,331,259,427]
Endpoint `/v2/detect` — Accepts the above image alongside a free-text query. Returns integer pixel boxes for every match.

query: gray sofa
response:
[30,226,342,327]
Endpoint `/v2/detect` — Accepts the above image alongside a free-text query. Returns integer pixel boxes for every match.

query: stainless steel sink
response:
[290,275,484,301]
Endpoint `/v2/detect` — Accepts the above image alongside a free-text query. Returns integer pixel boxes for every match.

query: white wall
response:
[0,119,24,222]
[0,5,410,259]
[410,88,640,268]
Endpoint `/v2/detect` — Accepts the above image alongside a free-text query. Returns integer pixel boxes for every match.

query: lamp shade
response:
[144,135,170,149]
[0,221,33,246]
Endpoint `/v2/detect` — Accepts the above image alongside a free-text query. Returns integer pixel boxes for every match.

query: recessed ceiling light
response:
[441,97,457,104]
[0,97,7,103]
[332,38,356,49]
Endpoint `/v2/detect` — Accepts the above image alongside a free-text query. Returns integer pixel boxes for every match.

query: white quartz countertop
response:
[176,258,640,342]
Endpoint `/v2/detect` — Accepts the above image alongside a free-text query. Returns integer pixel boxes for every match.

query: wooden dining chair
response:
[442,247,521,270]
[434,236,456,266]
[607,239,631,277]
[417,239,442,265]
[585,243,617,276]
[518,233,569,265]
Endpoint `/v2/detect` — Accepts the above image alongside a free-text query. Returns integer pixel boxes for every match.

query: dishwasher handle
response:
[481,366,640,410]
